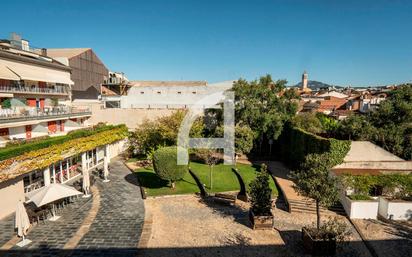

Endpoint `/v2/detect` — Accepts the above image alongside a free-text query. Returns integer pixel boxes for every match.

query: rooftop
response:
[46,48,91,59]
[129,80,208,87]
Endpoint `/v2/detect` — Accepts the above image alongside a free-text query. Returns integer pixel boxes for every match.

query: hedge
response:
[0,124,125,161]
[277,123,351,169]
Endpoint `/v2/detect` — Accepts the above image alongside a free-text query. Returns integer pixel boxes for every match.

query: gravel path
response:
[142,195,372,257]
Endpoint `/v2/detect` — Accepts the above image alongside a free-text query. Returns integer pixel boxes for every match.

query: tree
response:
[215,124,254,164]
[291,113,323,135]
[249,164,272,215]
[195,149,219,189]
[335,84,412,159]
[232,75,299,153]
[335,114,374,141]
[128,110,204,156]
[152,146,188,188]
[290,153,338,229]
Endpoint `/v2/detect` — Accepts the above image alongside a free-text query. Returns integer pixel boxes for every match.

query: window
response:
[140,92,144,94]
[177,91,182,94]
[192,91,196,94]
[105,101,121,108]
[157,91,161,94]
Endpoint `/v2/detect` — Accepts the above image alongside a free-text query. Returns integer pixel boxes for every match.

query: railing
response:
[0,106,91,123]
[0,85,69,95]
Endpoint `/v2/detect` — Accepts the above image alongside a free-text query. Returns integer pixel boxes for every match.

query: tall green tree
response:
[232,75,298,152]
[290,153,338,229]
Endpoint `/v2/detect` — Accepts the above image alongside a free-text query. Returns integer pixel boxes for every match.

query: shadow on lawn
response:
[135,172,169,189]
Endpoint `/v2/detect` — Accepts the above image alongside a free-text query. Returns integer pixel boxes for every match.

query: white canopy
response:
[0,63,20,81]
[26,183,82,207]
[0,58,74,85]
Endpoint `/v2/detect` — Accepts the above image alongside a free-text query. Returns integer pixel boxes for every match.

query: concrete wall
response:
[0,177,25,220]
[80,102,176,129]
[378,197,412,221]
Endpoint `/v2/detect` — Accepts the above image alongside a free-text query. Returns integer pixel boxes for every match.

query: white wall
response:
[341,195,379,219]
[378,197,412,221]
[0,178,25,220]
[8,126,26,139]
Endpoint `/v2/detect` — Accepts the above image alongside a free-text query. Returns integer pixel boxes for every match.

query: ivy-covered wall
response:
[277,123,351,169]
[0,125,128,183]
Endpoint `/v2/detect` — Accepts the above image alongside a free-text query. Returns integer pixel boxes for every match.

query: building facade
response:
[0,37,91,146]
[46,48,109,100]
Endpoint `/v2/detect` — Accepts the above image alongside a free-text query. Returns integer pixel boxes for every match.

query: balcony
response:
[0,84,69,96]
[0,106,91,125]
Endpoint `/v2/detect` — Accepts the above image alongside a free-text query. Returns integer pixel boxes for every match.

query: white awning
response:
[0,63,20,81]
[0,59,74,85]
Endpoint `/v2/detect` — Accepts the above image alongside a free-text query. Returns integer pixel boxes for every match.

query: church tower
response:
[302,71,308,90]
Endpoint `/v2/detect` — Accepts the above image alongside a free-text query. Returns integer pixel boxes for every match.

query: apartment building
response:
[0,35,92,146]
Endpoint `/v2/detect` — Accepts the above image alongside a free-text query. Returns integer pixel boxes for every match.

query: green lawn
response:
[135,162,278,197]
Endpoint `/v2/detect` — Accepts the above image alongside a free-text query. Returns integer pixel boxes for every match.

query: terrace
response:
[0,84,69,96]
[0,106,91,125]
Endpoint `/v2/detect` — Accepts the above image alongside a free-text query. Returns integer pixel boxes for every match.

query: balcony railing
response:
[0,85,69,95]
[0,106,91,124]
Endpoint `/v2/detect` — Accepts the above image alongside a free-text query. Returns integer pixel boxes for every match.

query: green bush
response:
[152,146,188,188]
[0,124,127,161]
[249,164,272,216]
[341,173,412,200]
[348,194,372,201]
[277,123,351,169]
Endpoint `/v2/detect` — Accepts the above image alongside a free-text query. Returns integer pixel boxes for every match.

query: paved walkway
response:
[0,160,145,257]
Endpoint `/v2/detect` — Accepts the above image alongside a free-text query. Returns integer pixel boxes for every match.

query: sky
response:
[1,0,412,86]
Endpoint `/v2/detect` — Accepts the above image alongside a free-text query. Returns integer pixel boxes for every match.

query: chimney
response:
[41,48,47,56]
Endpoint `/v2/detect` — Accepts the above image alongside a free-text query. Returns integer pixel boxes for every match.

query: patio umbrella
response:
[15,201,31,247]
[82,169,91,197]
[103,157,110,183]
[26,183,82,221]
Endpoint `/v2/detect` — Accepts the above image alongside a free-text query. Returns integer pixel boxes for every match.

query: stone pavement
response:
[71,160,145,256]
[0,160,145,257]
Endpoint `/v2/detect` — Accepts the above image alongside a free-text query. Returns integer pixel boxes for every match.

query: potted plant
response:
[249,164,273,230]
[290,153,346,255]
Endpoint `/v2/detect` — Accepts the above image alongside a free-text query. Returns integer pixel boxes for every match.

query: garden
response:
[134,160,277,197]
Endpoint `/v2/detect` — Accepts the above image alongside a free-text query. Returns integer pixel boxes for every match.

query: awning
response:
[0,63,20,81]
[0,59,74,85]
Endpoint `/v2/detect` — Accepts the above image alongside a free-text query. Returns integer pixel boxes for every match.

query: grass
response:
[135,162,278,197]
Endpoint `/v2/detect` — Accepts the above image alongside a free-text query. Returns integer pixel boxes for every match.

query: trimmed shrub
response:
[277,123,350,169]
[152,146,188,188]
[249,164,272,215]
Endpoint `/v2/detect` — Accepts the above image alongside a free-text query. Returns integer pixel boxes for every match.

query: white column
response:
[81,152,87,172]
[60,161,64,183]
[43,167,51,186]
[106,144,111,163]
[66,160,70,181]
[52,164,56,184]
